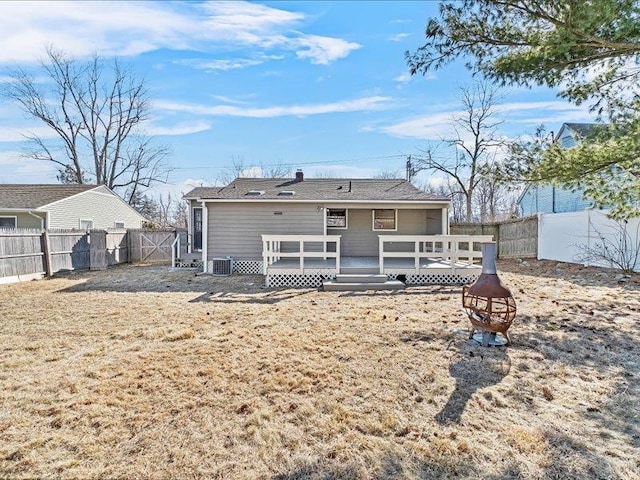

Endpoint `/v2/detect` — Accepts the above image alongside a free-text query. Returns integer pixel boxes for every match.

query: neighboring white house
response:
[0,184,146,230]
[184,171,493,288]
[518,122,595,216]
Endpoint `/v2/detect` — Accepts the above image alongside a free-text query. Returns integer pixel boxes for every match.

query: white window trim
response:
[114,221,126,229]
[372,209,398,231]
[326,208,348,229]
[79,218,94,230]
[0,215,17,229]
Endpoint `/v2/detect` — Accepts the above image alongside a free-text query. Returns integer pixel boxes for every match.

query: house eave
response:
[195,198,450,206]
[0,207,47,212]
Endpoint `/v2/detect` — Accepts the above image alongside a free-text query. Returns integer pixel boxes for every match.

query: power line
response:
[168,154,408,171]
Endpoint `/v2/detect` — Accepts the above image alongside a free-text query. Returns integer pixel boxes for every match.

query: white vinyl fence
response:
[538,210,640,272]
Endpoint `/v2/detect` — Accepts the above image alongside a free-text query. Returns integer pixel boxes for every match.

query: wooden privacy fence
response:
[0,229,44,282]
[0,228,186,284]
[450,216,538,259]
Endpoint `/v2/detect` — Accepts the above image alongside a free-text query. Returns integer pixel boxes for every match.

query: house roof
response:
[518,122,599,205]
[561,122,597,139]
[0,184,100,209]
[185,178,449,202]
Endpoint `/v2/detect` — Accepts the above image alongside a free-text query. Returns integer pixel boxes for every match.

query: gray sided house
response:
[184,172,493,288]
[0,184,146,230]
[518,123,595,216]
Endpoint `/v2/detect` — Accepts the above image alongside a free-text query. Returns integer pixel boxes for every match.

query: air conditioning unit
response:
[208,257,233,276]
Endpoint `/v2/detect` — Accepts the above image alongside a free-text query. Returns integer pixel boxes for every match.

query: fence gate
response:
[140,232,175,262]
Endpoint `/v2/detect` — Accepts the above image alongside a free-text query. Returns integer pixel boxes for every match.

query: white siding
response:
[208,202,324,260]
[46,186,145,229]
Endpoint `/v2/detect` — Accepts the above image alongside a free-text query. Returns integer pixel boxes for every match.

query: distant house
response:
[0,184,146,230]
[184,171,493,288]
[518,123,595,216]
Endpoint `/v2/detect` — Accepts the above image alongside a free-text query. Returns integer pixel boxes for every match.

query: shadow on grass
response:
[273,429,622,479]
[57,266,319,304]
[436,345,511,425]
[336,286,462,298]
[188,289,313,304]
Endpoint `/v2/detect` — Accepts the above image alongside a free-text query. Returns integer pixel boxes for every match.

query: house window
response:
[372,209,397,231]
[79,219,94,230]
[327,208,347,228]
[193,208,203,251]
[0,216,17,229]
[114,221,125,229]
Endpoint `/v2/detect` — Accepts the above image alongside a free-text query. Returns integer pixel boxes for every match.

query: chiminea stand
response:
[462,242,516,346]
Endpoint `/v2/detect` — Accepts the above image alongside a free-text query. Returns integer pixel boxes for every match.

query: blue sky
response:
[0,1,595,197]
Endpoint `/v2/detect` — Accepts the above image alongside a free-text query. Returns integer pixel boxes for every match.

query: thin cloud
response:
[379,100,594,139]
[144,121,212,136]
[176,55,284,72]
[0,125,59,142]
[0,1,360,65]
[156,96,392,118]
[210,94,252,105]
[294,35,361,65]
[388,33,410,42]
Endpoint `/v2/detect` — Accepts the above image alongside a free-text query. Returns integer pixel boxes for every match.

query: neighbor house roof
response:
[561,122,596,139]
[185,178,449,202]
[0,184,100,209]
[518,122,600,205]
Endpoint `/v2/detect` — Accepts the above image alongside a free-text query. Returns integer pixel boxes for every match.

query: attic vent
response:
[279,190,295,196]
[247,190,265,196]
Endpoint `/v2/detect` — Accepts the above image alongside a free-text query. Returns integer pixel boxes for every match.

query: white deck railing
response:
[378,235,494,274]
[261,235,341,274]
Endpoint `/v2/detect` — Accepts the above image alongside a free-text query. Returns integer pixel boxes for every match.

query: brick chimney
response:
[295,169,304,182]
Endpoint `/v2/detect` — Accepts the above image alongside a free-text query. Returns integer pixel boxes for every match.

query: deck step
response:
[335,274,388,283]
[339,267,380,275]
[322,280,405,292]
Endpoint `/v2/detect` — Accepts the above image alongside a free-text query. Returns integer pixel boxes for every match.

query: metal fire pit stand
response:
[462,242,516,347]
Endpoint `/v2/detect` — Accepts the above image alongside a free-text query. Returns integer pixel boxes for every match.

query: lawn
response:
[0,261,638,479]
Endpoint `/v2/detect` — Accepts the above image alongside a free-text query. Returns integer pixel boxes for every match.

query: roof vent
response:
[279,190,295,196]
[247,190,265,196]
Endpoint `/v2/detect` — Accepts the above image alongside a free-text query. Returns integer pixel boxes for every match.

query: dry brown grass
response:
[0,260,639,479]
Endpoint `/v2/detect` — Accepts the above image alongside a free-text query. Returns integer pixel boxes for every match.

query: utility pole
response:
[406,155,417,182]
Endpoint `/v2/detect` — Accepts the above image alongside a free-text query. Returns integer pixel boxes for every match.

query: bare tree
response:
[473,168,519,222]
[575,219,640,273]
[218,156,293,183]
[412,81,507,221]
[3,46,170,203]
[422,180,466,222]
[374,169,403,179]
[311,169,339,178]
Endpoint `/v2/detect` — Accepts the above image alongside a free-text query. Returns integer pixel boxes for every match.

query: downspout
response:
[27,210,44,230]
[201,200,208,273]
[186,200,192,254]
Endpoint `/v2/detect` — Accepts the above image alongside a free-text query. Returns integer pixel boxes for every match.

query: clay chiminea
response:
[462,242,516,346]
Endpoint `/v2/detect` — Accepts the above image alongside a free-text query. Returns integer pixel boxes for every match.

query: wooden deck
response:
[267,256,481,273]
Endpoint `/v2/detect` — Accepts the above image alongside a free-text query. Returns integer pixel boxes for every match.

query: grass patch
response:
[0,261,638,478]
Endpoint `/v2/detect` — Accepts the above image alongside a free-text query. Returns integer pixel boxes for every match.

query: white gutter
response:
[27,210,44,230]
[195,199,451,207]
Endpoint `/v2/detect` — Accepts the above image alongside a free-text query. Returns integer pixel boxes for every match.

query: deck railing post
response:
[414,241,419,273]
[379,236,384,274]
[262,238,268,275]
[299,240,304,272]
[450,239,457,271]
[336,237,341,273]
